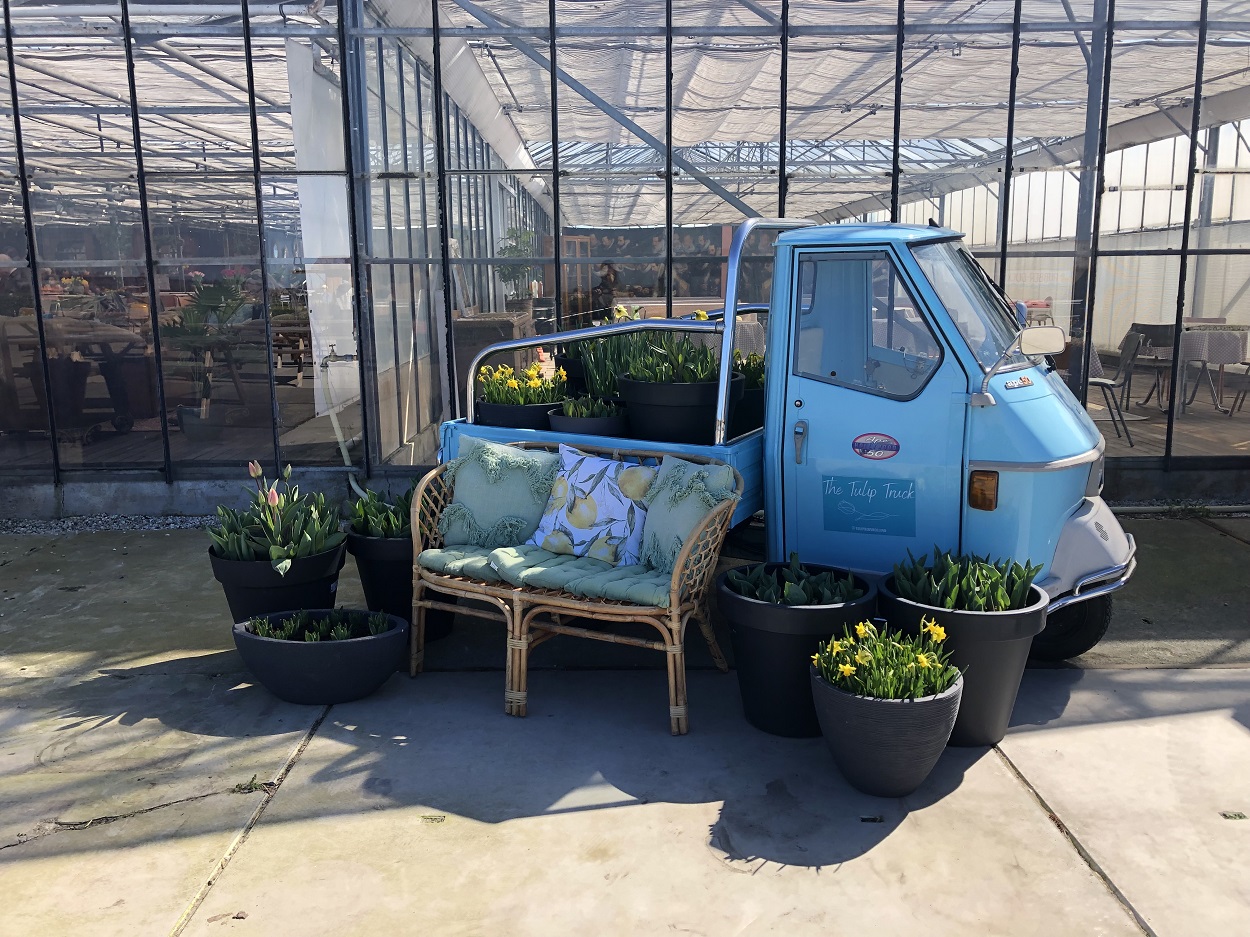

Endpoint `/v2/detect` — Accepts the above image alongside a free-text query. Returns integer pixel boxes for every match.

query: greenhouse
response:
[1,0,1248,502]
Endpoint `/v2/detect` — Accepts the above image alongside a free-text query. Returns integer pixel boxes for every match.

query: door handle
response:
[793,420,808,464]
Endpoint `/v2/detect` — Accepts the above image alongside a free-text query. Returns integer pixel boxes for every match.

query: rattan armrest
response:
[411,462,454,555]
[669,495,740,610]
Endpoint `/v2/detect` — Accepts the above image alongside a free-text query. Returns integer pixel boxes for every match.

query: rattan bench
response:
[409,441,742,735]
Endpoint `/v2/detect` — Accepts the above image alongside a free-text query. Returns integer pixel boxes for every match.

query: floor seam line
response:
[994,745,1157,937]
[0,791,226,852]
[167,703,332,937]
[1197,515,1250,547]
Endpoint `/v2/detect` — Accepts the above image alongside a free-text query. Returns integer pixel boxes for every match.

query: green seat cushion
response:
[416,546,502,583]
[639,455,738,574]
[487,545,670,608]
[488,545,614,590]
[438,438,560,549]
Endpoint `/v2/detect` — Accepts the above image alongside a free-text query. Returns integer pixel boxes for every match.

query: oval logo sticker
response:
[852,433,900,460]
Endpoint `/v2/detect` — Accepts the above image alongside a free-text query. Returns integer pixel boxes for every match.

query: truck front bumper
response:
[1036,496,1137,613]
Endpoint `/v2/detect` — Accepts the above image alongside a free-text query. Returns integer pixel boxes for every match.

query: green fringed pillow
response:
[438,438,561,549]
[639,455,738,574]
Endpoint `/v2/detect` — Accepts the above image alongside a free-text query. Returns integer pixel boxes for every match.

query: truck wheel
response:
[1028,595,1113,662]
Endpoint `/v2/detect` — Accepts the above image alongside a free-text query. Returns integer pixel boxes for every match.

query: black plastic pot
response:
[810,665,963,797]
[618,372,744,445]
[345,532,454,641]
[716,565,877,738]
[475,400,554,430]
[728,385,765,439]
[877,577,1048,747]
[554,355,587,394]
[177,405,225,442]
[547,407,630,438]
[210,543,347,622]
[232,610,408,705]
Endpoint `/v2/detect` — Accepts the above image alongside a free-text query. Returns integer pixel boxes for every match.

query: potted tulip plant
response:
[234,608,408,704]
[547,395,629,438]
[878,548,1046,746]
[716,553,876,737]
[811,618,962,797]
[208,461,347,621]
[616,331,743,444]
[475,361,567,430]
[346,485,455,641]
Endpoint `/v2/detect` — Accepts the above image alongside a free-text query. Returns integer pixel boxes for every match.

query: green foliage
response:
[725,552,864,606]
[578,332,634,397]
[621,331,719,384]
[496,227,539,296]
[733,349,766,390]
[813,618,960,700]
[350,485,414,539]
[892,547,1043,612]
[248,608,395,642]
[477,362,566,405]
[560,396,621,419]
[208,461,346,575]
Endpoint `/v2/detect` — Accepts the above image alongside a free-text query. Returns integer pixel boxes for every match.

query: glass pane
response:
[793,251,941,400]
[262,176,360,467]
[35,262,164,468]
[247,11,344,173]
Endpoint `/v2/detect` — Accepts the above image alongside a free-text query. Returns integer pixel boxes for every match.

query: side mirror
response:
[1018,325,1067,356]
[973,325,1068,407]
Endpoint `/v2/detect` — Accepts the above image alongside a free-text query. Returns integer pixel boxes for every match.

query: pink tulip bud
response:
[248,460,263,479]
[266,487,279,507]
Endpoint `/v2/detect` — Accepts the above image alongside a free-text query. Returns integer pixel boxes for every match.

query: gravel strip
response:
[0,515,216,536]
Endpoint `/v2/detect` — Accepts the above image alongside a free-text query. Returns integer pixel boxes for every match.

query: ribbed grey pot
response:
[810,665,963,798]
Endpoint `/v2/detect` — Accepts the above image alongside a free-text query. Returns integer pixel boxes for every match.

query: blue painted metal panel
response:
[439,419,765,526]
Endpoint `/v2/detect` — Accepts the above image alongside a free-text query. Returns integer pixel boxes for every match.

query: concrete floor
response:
[1,518,1248,935]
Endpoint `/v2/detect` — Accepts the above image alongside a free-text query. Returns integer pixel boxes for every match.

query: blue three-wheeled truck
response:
[442,219,1137,660]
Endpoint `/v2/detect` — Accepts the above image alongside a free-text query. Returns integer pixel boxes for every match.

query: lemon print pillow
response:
[528,445,656,566]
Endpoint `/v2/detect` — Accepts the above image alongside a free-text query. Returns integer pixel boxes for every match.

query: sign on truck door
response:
[780,247,969,574]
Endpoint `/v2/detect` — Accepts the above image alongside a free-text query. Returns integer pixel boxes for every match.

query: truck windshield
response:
[911,240,1027,372]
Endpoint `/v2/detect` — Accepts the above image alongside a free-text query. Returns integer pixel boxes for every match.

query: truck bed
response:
[439,419,765,527]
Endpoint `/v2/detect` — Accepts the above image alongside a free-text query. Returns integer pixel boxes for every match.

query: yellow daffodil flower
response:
[828,639,844,655]
[693,309,708,320]
[855,622,869,638]
[855,648,872,665]
[916,653,932,669]
[506,378,520,390]
[927,624,947,643]
[837,662,856,677]
[527,378,542,388]
[556,367,567,381]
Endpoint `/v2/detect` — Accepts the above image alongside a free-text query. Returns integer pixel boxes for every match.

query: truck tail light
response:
[968,471,999,511]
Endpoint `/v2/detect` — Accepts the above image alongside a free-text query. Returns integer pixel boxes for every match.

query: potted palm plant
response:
[208,461,348,621]
[346,485,455,641]
[616,331,743,444]
[878,549,1046,746]
[716,553,876,737]
[497,227,539,316]
[475,361,566,430]
[811,619,962,797]
[234,608,408,704]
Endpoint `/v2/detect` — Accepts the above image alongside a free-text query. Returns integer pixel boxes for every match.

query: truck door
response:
[779,248,968,574]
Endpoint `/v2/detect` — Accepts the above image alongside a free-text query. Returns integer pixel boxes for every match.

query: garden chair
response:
[1089,331,1143,447]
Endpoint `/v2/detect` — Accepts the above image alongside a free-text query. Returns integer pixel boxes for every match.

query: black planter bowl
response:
[547,407,631,438]
[617,372,744,445]
[475,400,555,430]
[176,405,225,442]
[209,543,347,622]
[877,577,1048,747]
[716,565,877,738]
[810,665,963,798]
[345,532,454,641]
[232,610,408,705]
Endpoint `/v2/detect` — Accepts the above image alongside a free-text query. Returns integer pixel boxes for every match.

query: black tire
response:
[1029,595,1113,662]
